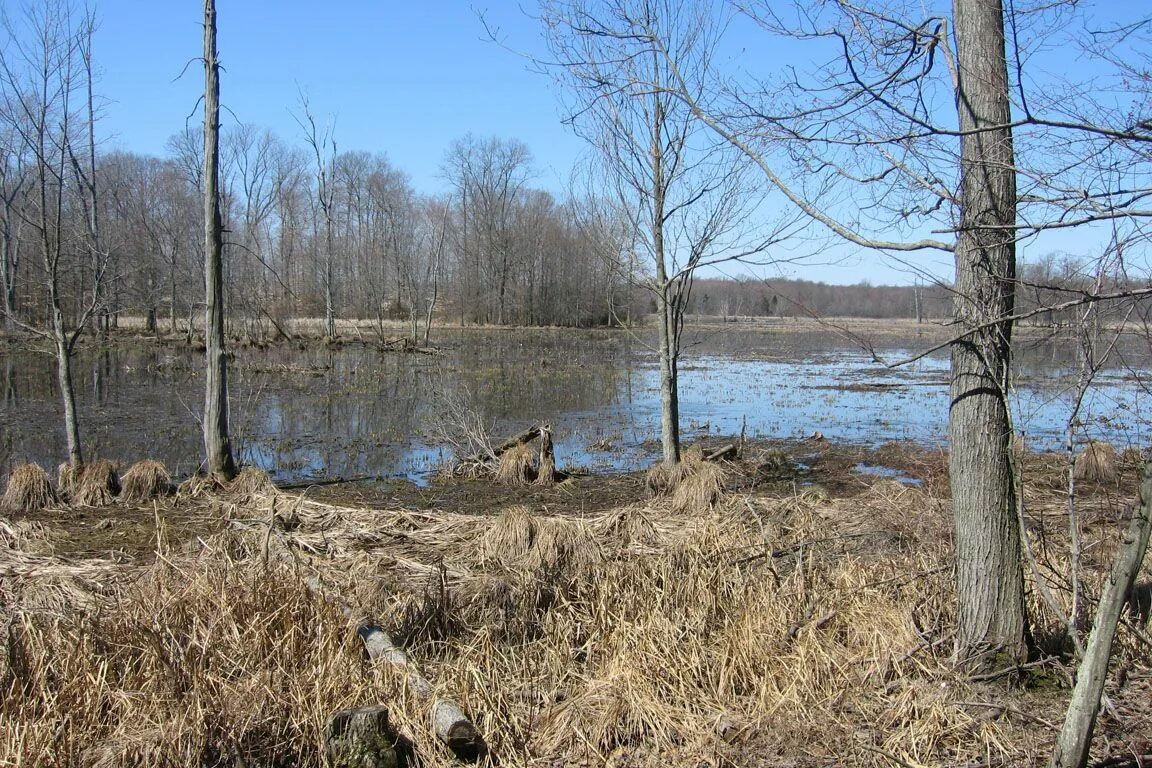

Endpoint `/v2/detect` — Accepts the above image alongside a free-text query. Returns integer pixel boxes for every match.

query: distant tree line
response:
[2,120,643,341]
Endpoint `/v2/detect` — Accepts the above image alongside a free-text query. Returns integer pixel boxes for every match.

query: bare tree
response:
[642,0,1152,666]
[0,0,110,468]
[296,96,337,339]
[201,0,235,479]
[538,0,779,464]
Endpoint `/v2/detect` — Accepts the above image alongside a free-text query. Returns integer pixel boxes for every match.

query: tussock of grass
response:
[56,461,78,500]
[2,464,57,513]
[176,472,226,499]
[646,447,729,514]
[72,459,121,506]
[1075,440,1119,483]
[119,459,173,503]
[228,466,277,501]
[495,444,535,486]
[4,466,1150,766]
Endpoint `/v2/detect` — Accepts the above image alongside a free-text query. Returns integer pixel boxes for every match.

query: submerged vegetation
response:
[2,443,1150,766]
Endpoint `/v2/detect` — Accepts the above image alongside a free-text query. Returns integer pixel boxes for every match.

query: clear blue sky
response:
[87,1,1135,287]
[95,2,586,195]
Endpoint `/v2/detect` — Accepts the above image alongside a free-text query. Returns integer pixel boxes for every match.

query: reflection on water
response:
[1,325,1149,485]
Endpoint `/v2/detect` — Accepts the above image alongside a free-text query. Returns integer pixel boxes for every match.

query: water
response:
[1,324,1149,485]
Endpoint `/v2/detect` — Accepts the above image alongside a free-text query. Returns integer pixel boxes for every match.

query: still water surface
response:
[1,325,1148,485]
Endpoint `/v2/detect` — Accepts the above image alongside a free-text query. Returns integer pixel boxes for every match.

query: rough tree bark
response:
[948,0,1025,666]
[202,0,237,479]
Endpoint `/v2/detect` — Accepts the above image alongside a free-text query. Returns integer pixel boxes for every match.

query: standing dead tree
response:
[201,0,236,479]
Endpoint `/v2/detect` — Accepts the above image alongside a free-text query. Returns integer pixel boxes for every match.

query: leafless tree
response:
[639,0,1152,667]
[0,0,110,468]
[538,0,783,464]
[295,97,337,339]
[201,0,235,479]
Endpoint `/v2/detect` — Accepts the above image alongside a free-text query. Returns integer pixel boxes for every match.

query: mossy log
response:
[326,706,399,768]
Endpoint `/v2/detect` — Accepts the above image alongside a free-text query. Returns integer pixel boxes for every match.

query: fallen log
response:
[239,514,488,762]
[704,444,738,462]
[358,623,488,761]
[493,424,543,457]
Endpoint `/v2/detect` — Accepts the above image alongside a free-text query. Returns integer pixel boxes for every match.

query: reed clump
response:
[1075,440,1119,483]
[1,463,56,513]
[495,443,536,486]
[227,466,277,501]
[119,459,173,503]
[71,459,121,506]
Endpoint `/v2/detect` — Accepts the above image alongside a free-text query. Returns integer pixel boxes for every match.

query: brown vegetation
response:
[1075,441,1119,483]
[119,460,174,503]
[494,443,535,486]
[1,464,57,514]
[72,459,121,507]
[1,450,1150,766]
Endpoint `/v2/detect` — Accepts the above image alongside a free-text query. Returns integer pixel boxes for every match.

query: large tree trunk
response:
[202,0,236,480]
[949,0,1025,667]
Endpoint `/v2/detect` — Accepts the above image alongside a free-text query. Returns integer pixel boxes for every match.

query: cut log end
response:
[444,720,488,761]
[326,705,399,768]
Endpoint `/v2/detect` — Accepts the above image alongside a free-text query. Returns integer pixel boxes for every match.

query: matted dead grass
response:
[2,467,1150,767]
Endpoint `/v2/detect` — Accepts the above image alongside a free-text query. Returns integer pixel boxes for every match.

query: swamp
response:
[2,320,1152,767]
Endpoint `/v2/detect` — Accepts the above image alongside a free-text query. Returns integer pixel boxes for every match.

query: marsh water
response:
[1,323,1150,485]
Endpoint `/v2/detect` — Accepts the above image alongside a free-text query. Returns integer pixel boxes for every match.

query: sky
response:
[69,1,1146,287]
[94,2,585,197]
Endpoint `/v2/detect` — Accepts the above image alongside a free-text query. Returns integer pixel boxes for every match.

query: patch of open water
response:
[1,326,1148,486]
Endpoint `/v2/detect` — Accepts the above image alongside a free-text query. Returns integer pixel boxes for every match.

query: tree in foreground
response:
[644,0,1152,666]
[0,1,108,469]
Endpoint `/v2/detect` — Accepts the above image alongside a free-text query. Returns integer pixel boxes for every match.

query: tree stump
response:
[326,705,399,768]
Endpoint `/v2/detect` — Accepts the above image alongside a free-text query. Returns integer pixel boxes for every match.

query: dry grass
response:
[1,464,57,514]
[227,466,277,501]
[3,466,1150,767]
[119,460,173,503]
[534,452,556,487]
[56,461,78,500]
[646,448,729,514]
[1075,440,1119,483]
[72,459,121,506]
[495,444,535,486]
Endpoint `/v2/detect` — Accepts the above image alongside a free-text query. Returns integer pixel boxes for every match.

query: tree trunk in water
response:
[651,84,679,466]
[202,0,236,480]
[657,286,680,465]
[54,329,82,468]
[949,0,1025,667]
